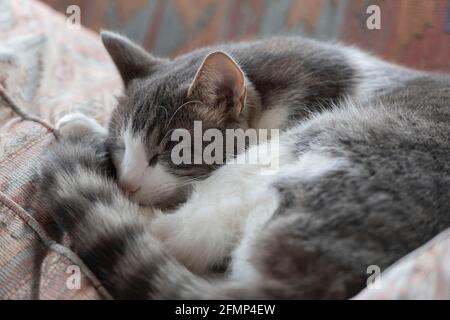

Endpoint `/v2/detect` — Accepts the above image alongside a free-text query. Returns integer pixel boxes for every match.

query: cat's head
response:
[102,31,255,207]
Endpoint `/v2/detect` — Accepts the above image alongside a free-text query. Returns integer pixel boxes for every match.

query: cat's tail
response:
[35,133,298,299]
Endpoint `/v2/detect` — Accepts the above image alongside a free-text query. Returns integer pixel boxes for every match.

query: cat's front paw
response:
[151,214,214,274]
[56,112,107,138]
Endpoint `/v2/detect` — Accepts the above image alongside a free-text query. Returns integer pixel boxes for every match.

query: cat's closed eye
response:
[148,154,158,166]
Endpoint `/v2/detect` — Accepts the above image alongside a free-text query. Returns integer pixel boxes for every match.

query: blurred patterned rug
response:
[42,0,450,72]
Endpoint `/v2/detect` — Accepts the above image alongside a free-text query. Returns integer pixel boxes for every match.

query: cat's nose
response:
[118,180,141,196]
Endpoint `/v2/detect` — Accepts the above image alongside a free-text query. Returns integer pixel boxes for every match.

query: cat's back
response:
[376,74,450,120]
[173,36,356,82]
[273,70,450,268]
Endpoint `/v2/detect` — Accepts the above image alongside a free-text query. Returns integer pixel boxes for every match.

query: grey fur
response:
[34,35,450,299]
[105,33,361,184]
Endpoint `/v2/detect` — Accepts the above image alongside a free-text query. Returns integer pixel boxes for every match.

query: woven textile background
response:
[42,0,450,72]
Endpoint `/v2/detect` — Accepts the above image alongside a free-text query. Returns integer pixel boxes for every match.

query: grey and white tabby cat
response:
[35,31,450,299]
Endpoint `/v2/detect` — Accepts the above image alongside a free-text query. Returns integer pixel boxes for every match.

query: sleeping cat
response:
[35,31,450,299]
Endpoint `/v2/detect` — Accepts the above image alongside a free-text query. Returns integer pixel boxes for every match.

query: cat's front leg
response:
[151,159,278,274]
[151,203,240,274]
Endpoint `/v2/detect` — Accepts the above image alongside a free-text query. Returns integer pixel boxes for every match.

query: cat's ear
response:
[188,51,246,117]
[101,31,167,87]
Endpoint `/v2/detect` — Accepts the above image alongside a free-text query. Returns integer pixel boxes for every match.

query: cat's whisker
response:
[156,105,169,124]
[164,100,205,131]
[160,128,177,146]
[143,173,214,196]
[141,179,199,195]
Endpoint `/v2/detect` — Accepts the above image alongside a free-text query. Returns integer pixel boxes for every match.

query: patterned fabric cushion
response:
[354,229,450,300]
[0,0,449,299]
[0,0,120,299]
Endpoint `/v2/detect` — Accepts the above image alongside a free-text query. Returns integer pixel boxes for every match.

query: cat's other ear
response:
[188,51,246,118]
[101,31,167,87]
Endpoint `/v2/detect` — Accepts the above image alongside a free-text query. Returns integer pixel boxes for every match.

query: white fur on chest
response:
[152,121,351,278]
[151,139,288,273]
